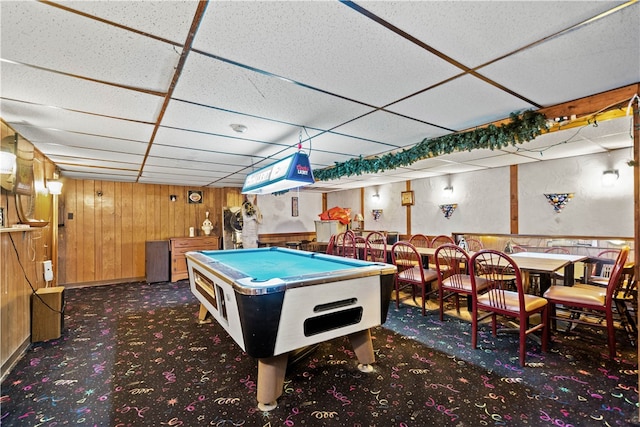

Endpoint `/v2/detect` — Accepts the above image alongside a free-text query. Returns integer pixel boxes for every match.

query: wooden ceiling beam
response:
[478,83,639,131]
[539,83,639,120]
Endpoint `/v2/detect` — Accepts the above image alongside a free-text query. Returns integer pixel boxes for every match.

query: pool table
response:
[185,247,396,410]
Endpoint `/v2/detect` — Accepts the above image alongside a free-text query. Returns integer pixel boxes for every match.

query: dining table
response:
[509,252,587,294]
[355,243,587,295]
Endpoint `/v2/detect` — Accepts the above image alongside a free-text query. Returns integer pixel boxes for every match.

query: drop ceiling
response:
[0,1,638,192]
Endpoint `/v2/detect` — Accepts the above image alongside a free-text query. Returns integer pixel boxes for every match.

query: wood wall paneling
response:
[1,121,55,377]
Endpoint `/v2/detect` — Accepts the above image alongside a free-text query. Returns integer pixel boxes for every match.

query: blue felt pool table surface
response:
[199,247,380,282]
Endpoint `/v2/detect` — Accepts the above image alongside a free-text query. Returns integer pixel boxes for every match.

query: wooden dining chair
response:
[365,231,387,262]
[340,230,359,259]
[325,234,337,255]
[543,246,629,359]
[466,238,484,252]
[545,247,570,254]
[430,234,455,248]
[409,233,430,248]
[435,244,488,321]
[391,241,438,316]
[586,249,621,285]
[429,235,455,268]
[470,249,549,367]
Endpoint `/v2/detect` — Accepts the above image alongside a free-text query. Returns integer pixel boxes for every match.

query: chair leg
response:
[541,307,548,353]
[519,322,527,367]
[421,285,426,316]
[491,314,498,337]
[439,288,445,321]
[606,309,616,359]
[471,308,478,349]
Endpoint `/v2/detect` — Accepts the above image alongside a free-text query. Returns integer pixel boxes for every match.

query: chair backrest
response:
[597,249,620,259]
[602,246,630,304]
[339,230,359,259]
[545,247,570,254]
[365,231,387,262]
[466,238,484,252]
[391,241,426,283]
[435,244,470,288]
[409,234,430,248]
[470,249,526,311]
[431,234,455,248]
[325,234,336,255]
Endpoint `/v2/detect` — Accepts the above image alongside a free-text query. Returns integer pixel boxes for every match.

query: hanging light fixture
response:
[242,151,315,194]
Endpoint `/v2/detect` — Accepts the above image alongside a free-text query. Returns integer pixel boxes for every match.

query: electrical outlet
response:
[43,260,54,282]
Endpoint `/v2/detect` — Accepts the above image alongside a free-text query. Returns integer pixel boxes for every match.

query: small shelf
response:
[1,226,35,233]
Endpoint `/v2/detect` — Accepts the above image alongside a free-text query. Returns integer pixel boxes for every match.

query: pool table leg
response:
[256,353,288,411]
[197,303,212,324]
[348,329,375,373]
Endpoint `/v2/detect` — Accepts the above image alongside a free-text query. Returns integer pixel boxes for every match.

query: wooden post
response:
[509,165,518,234]
[631,91,639,423]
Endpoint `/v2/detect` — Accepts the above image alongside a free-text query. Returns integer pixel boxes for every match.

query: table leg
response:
[521,271,531,293]
[256,353,288,411]
[539,273,552,296]
[563,264,575,286]
[348,329,375,372]
[197,303,212,324]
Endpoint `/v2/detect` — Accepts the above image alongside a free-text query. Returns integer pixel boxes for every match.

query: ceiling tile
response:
[1,62,164,122]
[388,74,536,130]
[479,3,640,106]
[194,1,461,106]
[359,1,623,67]
[1,1,181,91]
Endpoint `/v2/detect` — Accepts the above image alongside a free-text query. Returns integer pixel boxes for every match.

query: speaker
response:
[31,286,65,342]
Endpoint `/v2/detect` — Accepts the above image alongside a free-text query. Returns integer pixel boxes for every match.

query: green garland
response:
[314,110,548,181]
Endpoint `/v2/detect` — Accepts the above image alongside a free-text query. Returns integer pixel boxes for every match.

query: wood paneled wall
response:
[1,121,54,378]
[58,179,243,285]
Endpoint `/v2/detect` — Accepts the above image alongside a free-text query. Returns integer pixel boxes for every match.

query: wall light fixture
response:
[602,169,619,186]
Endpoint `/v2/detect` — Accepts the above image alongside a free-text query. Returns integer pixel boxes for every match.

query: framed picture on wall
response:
[188,190,203,204]
[291,197,299,217]
[401,190,414,206]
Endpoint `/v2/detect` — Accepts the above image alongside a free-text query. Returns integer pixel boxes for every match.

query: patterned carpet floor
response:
[1,281,638,426]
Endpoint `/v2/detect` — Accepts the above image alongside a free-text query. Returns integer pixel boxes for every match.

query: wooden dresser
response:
[170,236,220,282]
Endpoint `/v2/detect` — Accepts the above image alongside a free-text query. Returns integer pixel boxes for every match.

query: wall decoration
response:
[291,197,299,217]
[544,193,573,213]
[188,190,203,204]
[371,209,383,221]
[439,203,458,219]
[401,190,414,206]
[314,110,547,181]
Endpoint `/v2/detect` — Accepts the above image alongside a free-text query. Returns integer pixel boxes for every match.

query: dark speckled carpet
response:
[1,281,638,426]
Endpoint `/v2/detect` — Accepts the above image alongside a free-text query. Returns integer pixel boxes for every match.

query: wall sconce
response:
[170,194,177,202]
[372,193,380,200]
[46,179,63,195]
[602,169,619,186]
[443,186,453,197]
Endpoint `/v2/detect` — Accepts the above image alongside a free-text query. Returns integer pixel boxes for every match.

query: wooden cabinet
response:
[170,236,220,282]
[32,286,65,342]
